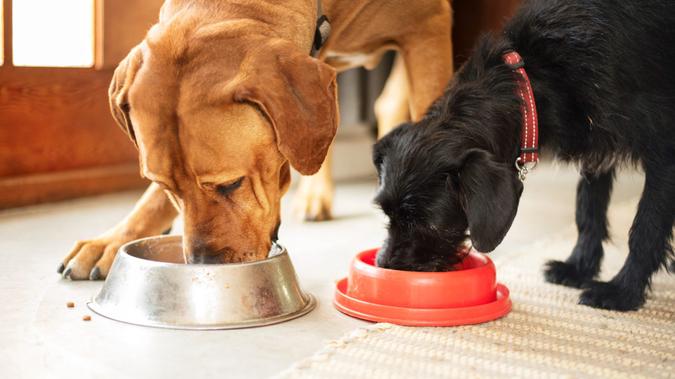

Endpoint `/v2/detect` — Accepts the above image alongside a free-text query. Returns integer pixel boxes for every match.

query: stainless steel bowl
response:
[88,235,315,329]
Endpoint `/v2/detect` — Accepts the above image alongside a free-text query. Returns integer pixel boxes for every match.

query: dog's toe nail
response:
[63,267,73,279]
[57,262,65,274]
[89,267,101,280]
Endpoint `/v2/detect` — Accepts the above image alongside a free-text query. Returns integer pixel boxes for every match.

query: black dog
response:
[373,0,674,311]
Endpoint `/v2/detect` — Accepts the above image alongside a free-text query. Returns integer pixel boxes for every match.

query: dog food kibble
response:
[82,315,91,321]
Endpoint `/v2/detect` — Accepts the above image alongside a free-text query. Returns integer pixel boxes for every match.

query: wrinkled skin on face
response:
[131,96,289,263]
[109,15,337,264]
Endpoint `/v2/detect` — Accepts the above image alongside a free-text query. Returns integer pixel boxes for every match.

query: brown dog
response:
[59,0,453,279]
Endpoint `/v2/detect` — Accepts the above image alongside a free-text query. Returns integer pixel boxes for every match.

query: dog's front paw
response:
[543,260,595,288]
[578,281,645,311]
[292,175,334,222]
[58,234,130,280]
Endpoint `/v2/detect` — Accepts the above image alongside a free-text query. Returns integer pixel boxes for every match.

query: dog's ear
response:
[108,45,143,146]
[233,39,338,175]
[459,149,523,252]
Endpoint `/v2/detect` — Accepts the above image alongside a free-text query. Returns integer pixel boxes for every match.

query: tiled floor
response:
[0,163,645,378]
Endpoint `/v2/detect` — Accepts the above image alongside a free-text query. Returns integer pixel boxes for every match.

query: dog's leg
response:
[579,165,675,310]
[292,147,334,221]
[59,183,178,280]
[399,22,453,119]
[374,53,410,138]
[545,169,614,288]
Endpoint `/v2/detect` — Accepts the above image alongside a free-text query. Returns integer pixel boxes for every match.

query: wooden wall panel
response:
[0,67,138,177]
[0,164,148,208]
[0,66,147,209]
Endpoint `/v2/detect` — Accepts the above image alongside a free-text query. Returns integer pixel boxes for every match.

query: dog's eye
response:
[447,171,461,189]
[215,177,244,197]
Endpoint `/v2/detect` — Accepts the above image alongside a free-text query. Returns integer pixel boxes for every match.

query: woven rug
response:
[277,199,675,379]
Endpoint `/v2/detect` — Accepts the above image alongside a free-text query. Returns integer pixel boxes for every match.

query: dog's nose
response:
[187,253,227,264]
[186,241,230,264]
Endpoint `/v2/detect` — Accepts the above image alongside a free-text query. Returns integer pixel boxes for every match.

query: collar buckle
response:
[515,157,539,181]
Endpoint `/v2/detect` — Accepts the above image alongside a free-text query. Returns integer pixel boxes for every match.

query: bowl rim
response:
[118,235,288,269]
[353,247,494,277]
[334,278,511,326]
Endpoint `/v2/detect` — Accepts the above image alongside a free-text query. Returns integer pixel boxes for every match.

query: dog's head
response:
[373,36,526,271]
[373,121,523,271]
[109,21,337,263]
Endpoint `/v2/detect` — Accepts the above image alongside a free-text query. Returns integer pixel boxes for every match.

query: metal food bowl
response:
[88,235,315,330]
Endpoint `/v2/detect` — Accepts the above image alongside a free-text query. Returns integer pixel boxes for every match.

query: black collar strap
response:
[311,1,330,57]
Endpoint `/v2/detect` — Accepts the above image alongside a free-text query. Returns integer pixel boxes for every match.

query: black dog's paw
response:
[543,260,594,288]
[578,281,645,311]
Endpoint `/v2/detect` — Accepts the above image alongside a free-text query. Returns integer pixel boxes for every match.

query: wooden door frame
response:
[2,0,12,67]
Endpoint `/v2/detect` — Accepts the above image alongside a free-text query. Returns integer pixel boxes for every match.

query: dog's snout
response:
[377,233,465,272]
[187,253,227,264]
[376,239,410,270]
[186,241,231,264]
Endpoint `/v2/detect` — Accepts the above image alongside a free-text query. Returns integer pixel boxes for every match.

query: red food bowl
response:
[333,248,511,326]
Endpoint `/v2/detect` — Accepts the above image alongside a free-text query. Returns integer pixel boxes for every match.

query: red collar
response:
[503,51,539,180]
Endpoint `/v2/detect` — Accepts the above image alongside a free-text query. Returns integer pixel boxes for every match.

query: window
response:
[12,0,94,67]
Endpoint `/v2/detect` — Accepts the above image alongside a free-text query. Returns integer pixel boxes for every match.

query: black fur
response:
[373,0,675,310]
